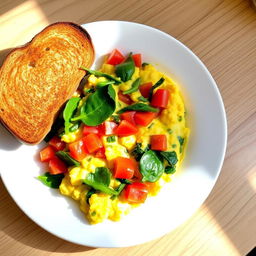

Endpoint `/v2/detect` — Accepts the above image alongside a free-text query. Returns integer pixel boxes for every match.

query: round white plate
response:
[0,21,227,247]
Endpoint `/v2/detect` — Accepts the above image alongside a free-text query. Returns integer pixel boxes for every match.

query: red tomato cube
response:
[83,133,103,153]
[114,120,138,137]
[40,146,56,162]
[49,136,66,151]
[106,49,125,65]
[134,111,157,126]
[124,182,148,203]
[150,135,167,151]
[151,89,170,108]
[49,157,67,174]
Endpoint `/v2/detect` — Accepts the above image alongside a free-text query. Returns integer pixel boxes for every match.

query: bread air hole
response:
[28,61,36,67]
[45,47,50,51]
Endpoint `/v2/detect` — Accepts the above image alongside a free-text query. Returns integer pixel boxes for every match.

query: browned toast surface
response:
[0,22,94,144]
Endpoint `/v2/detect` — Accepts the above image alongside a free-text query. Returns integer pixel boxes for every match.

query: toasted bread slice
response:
[0,22,94,144]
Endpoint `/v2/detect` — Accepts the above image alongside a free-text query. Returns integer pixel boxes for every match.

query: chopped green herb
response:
[148,122,154,129]
[91,211,96,216]
[107,135,116,143]
[86,188,96,204]
[178,136,185,153]
[167,128,173,134]
[138,96,148,102]
[178,116,182,122]
[123,77,141,94]
[172,144,177,148]
[111,115,120,123]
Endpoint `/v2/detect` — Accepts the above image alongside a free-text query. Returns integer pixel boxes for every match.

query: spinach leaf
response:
[115,54,135,82]
[140,150,164,182]
[37,172,64,189]
[111,115,120,123]
[159,151,178,166]
[137,96,148,102]
[81,67,121,84]
[63,97,80,134]
[56,151,80,167]
[96,80,115,88]
[71,84,116,126]
[164,166,176,174]
[123,78,141,94]
[132,143,149,161]
[86,188,96,204]
[148,77,165,100]
[117,103,159,114]
[117,178,132,184]
[69,122,80,132]
[83,167,119,195]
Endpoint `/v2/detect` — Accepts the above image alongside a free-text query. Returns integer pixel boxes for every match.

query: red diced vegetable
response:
[40,146,56,162]
[150,135,167,151]
[120,111,136,125]
[124,182,148,203]
[114,120,138,137]
[100,121,118,135]
[132,54,142,67]
[49,136,66,151]
[151,89,170,108]
[134,111,157,126]
[95,147,106,159]
[49,157,67,174]
[113,157,137,179]
[83,125,100,135]
[106,49,125,65]
[83,133,103,153]
[118,91,133,105]
[139,82,152,98]
[69,139,88,161]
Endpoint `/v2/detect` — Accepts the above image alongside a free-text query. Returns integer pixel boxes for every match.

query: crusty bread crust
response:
[0,22,94,144]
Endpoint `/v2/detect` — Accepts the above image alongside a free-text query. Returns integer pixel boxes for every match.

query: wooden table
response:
[1,0,256,255]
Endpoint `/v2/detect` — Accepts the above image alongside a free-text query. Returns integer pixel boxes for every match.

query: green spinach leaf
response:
[86,188,96,204]
[63,97,80,134]
[148,77,165,100]
[137,96,148,102]
[83,167,119,195]
[115,54,135,82]
[159,151,178,166]
[117,103,159,114]
[140,150,164,182]
[132,143,149,161]
[71,84,116,126]
[37,172,64,189]
[81,67,121,84]
[123,77,141,94]
[164,165,176,174]
[56,151,80,167]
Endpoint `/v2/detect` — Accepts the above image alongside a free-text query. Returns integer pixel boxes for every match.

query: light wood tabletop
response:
[1,0,256,255]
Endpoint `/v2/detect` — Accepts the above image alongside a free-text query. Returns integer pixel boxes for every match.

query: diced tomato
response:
[40,146,56,162]
[113,157,137,179]
[120,111,136,125]
[124,182,148,203]
[139,82,152,98]
[83,133,103,153]
[83,125,100,135]
[99,121,118,135]
[69,139,88,161]
[49,157,67,174]
[132,54,142,67]
[151,89,170,108]
[114,120,138,137]
[48,136,66,151]
[95,147,106,159]
[134,111,157,126]
[106,49,125,65]
[150,135,167,151]
[118,91,133,105]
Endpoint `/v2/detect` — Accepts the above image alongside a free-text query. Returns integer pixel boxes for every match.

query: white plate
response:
[0,21,227,247]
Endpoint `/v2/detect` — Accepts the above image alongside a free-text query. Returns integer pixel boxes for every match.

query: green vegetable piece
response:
[140,150,164,182]
[96,80,115,88]
[56,151,80,167]
[107,135,116,143]
[71,84,116,126]
[178,116,182,122]
[81,67,121,84]
[132,143,149,161]
[117,103,159,114]
[63,97,80,134]
[37,172,64,189]
[111,115,120,123]
[137,96,148,102]
[69,122,80,132]
[86,188,96,204]
[84,87,95,94]
[178,136,185,153]
[123,77,141,94]
[167,128,173,134]
[165,166,176,174]
[172,144,177,148]
[142,62,149,67]
[160,151,178,166]
[115,54,135,82]
[83,167,119,195]
[148,77,165,100]
[117,178,132,184]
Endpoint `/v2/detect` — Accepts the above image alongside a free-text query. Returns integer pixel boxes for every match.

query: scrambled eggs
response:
[39,50,189,224]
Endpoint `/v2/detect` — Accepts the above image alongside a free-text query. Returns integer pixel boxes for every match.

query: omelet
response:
[39,50,189,225]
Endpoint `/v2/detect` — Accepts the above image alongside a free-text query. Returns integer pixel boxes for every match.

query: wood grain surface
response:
[1,0,256,255]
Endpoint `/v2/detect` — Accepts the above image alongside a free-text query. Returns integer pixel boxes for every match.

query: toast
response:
[0,22,94,144]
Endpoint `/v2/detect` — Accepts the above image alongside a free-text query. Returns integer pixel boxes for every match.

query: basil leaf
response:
[81,67,121,84]
[83,167,118,195]
[117,103,159,114]
[37,172,64,189]
[132,143,149,161]
[160,151,178,166]
[140,150,164,182]
[97,80,115,88]
[148,77,165,100]
[164,166,176,174]
[115,55,135,82]
[137,96,148,102]
[123,78,141,94]
[63,97,80,134]
[56,151,80,167]
[71,85,116,126]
